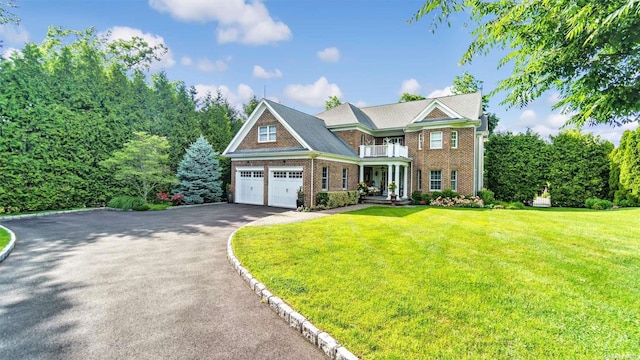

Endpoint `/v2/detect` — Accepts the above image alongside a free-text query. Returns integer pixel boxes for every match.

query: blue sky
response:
[1,0,634,144]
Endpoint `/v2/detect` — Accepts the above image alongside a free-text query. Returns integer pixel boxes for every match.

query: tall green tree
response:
[612,127,640,197]
[243,95,260,119]
[175,135,223,204]
[100,132,176,201]
[451,71,499,133]
[325,95,342,110]
[484,131,549,202]
[412,0,640,127]
[547,131,613,207]
[398,93,426,102]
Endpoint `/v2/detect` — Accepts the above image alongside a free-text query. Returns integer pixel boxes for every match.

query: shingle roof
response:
[264,100,358,158]
[316,92,483,130]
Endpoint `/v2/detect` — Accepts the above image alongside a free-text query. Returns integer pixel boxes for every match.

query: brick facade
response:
[332,130,375,152]
[231,158,358,207]
[236,110,303,151]
[407,127,475,195]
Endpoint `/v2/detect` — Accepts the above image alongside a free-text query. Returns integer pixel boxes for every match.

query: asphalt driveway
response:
[0,204,326,360]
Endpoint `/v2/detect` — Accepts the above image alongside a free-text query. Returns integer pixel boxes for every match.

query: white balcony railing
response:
[359,144,408,158]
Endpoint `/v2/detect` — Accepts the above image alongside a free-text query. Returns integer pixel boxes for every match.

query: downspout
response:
[310,155,315,208]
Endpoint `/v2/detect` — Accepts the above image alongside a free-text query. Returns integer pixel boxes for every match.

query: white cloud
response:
[196,58,228,72]
[253,65,282,79]
[101,26,175,70]
[519,109,537,127]
[194,83,254,110]
[588,122,636,145]
[426,86,453,98]
[0,24,29,45]
[547,92,561,105]
[2,47,20,59]
[547,113,571,128]
[355,100,368,108]
[400,79,421,95]
[181,56,192,66]
[148,0,292,45]
[317,47,340,63]
[284,77,342,107]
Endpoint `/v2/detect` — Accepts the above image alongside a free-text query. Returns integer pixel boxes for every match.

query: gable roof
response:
[316,92,483,130]
[223,99,357,158]
[264,100,357,157]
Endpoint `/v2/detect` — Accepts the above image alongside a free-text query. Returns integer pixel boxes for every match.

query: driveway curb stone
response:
[226,205,366,360]
[0,225,16,264]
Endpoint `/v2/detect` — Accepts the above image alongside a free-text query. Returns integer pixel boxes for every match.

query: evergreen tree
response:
[175,135,222,204]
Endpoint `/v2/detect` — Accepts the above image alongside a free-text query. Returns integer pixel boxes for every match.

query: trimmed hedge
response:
[315,191,359,209]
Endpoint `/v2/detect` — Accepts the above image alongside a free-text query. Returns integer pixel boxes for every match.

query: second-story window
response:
[418,133,423,150]
[430,131,443,149]
[258,125,276,142]
[451,130,458,149]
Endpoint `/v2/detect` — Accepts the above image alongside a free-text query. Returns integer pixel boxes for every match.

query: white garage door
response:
[235,169,264,205]
[268,168,303,209]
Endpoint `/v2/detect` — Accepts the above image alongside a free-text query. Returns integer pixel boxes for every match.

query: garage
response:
[268,167,303,209]
[235,167,264,205]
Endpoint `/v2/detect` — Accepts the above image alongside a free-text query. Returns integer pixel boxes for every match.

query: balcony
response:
[359,144,408,158]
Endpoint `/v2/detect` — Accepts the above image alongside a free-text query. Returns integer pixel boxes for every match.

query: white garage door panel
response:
[236,170,264,205]
[268,170,303,209]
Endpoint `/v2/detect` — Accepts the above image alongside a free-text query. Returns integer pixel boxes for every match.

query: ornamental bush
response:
[107,196,146,211]
[175,135,223,204]
[315,191,359,209]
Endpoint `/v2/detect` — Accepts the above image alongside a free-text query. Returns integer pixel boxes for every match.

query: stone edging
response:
[0,225,17,264]
[0,207,104,221]
[227,228,359,360]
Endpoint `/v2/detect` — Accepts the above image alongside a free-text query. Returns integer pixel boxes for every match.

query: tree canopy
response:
[451,71,499,133]
[398,93,426,103]
[0,0,19,49]
[412,0,640,127]
[325,95,342,110]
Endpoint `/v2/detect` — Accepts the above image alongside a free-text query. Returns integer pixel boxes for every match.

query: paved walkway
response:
[247,204,373,226]
[0,204,334,360]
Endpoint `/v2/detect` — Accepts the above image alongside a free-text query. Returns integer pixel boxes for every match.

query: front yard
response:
[0,227,10,252]
[233,207,640,359]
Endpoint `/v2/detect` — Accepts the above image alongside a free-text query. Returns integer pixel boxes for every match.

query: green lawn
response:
[0,227,10,252]
[233,207,640,359]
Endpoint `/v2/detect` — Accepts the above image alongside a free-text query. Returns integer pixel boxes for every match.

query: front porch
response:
[360,195,411,206]
[358,161,411,200]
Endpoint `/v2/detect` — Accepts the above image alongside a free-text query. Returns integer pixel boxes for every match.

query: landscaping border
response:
[0,207,104,221]
[0,225,17,264]
[227,228,359,360]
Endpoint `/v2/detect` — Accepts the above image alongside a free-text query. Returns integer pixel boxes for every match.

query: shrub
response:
[133,204,150,211]
[429,195,484,208]
[108,196,146,211]
[585,198,599,209]
[615,199,634,208]
[411,191,422,205]
[585,198,614,210]
[440,189,460,199]
[171,193,184,206]
[315,191,359,209]
[421,193,432,203]
[477,189,495,205]
[505,202,525,210]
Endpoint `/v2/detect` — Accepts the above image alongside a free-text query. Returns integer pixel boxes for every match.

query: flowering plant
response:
[171,193,184,206]
[358,181,368,193]
[388,181,397,193]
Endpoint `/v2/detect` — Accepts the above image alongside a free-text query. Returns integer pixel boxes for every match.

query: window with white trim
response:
[322,167,329,191]
[417,170,422,191]
[361,134,365,145]
[451,131,458,149]
[451,170,458,191]
[430,131,443,149]
[418,133,423,150]
[342,168,348,190]
[258,125,276,142]
[430,170,442,191]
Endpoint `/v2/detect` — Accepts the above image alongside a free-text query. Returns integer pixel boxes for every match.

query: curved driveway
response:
[0,205,326,360]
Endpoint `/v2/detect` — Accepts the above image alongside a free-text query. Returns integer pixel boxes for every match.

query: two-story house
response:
[222,92,488,209]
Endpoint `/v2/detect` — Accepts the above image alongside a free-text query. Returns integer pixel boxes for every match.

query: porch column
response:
[386,164,392,199]
[359,164,364,183]
[392,164,399,196]
[402,165,409,199]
